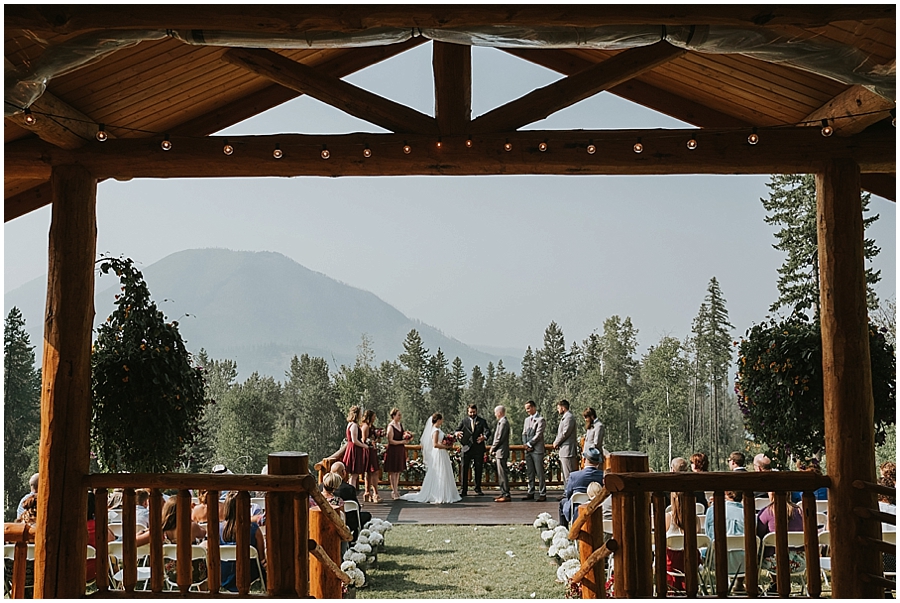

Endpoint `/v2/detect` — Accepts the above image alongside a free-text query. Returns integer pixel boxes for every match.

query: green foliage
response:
[278,354,344,463]
[397,329,429,430]
[4,307,41,520]
[736,314,896,464]
[762,174,881,315]
[91,258,208,473]
[216,372,280,473]
[636,337,691,471]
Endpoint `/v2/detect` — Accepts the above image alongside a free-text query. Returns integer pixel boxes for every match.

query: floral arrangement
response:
[534,512,582,595]
[564,579,583,599]
[405,457,427,480]
[442,433,457,448]
[373,428,385,439]
[340,561,366,588]
[402,430,414,441]
[557,559,580,583]
[533,512,558,530]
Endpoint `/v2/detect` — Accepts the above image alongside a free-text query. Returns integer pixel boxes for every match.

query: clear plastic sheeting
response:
[423,26,666,50]
[170,28,414,49]
[4,30,167,117]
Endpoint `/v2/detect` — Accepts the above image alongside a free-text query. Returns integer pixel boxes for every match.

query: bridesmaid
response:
[360,409,382,503]
[384,408,411,499]
[341,405,369,488]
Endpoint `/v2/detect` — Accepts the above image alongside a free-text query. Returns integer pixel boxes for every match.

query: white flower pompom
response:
[558,558,581,582]
[533,519,545,529]
[356,535,370,546]
[548,544,559,557]
[541,529,555,543]
[538,512,552,520]
[554,525,569,536]
[341,561,357,572]
[358,529,372,538]
[546,519,559,529]
[368,532,384,545]
[553,535,570,549]
[344,550,366,564]
[558,545,578,561]
[354,569,366,588]
[353,542,372,554]
[380,520,393,531]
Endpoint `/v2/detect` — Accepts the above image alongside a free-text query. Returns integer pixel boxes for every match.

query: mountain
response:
[4,249,520,378]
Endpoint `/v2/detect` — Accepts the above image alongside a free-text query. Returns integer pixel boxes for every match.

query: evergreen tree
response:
[398,329,429,430]
[465,364,486,412]
[216,372,280,473]
[335,335,388,419]
[277,354,344,463]
[636,337,690,471]
[4,308,41,520]
[762,174,881,315]
[426,348,456,419]
[484,362,497,409]
[451,357,466,415]
[188,350,238,472]
[585,316,639,451]
[520,346,541,405]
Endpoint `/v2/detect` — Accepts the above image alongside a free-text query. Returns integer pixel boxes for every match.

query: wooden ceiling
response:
[4,5,896,219]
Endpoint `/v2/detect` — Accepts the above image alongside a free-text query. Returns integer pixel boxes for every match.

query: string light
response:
[273,144,283,159]
[465,137,473,148]
[223,139,234,155]
[160,134,172,151]
[633,137,643,154]
[363,144,372,158]
[820,119,833,137]
[320,145,330,159]
[96,124,108,142]
[686,133,698,150]
[586,141,596,155]
[402,141,411,154]
[747,127,759,145]
[538,140,548,152]
[504,139,512,152]
[23,108,35,126]
[436,137,442,149]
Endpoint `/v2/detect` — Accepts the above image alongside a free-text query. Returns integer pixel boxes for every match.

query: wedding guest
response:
[135,488,151,528]
[191,489,225,524]
[136,496,206,547]
[665,492,702,592]
[703,491,745,574]
[753,453,773,498]
[16,493,37,528]
[688,453,710,512]
[16,473,39,518]
[756,491,804,594]
[384,408,411,500]
[559,447,605,527]
[881,461,896,485]
[522,400,547,502]
[877,476,896,577]
[220,491,266,593]
[581,408,604,466]
[329,462,371,537]
[10,494,37,596]
[341,406,370,488]
[728,451,747,471]
[456,404,490,497]
[360,409,382,503]
[790,458,828,502]
[553,400,579,489]
[107,489,124,523]
[490,405,511,503]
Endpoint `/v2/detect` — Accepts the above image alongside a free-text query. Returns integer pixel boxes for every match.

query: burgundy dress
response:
[363,425,380,473]
[383,424,408,473]
[342,422,367,474]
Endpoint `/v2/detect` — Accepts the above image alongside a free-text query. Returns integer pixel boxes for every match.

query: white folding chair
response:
[759,531,808,595]
[603,519,614,535]
[219,544,266,591]
[696,502,707,516]
[3,543,36,597]
[665,533,711,595]
[705,534,759,595]
[815,500,829,515]
[250,496,266,511]
[755,497,771,511]
[342,500,362,537]
[162,543,209,591]
[883,531,896,586]
[570,492,591,517]
[107,541,152,590]
[816,512,828,530]
[108,523,123,539]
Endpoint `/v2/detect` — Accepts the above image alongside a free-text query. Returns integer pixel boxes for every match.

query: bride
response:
[401,413,461,504]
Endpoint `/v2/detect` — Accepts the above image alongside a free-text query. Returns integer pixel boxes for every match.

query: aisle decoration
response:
[533,512,582,597]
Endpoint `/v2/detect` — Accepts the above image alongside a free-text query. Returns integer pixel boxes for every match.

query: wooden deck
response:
[364,487,562,525]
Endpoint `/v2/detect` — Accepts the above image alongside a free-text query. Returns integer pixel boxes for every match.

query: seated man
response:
[559,447,605,528]
[703,490,745,574]
[329,461,371,538]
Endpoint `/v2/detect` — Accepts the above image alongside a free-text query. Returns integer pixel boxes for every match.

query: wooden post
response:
[206,490,220,593]
[682,496,699,597]
[712,492,728,597]
[122,489,137,593]
[801,492,822,598]
[816,158,882,599]
[94,488,108,594]
[33,165,96,598]
[609,452,651,598]
[176,489,192,594]
[433,41,471,136]
[149,488,164,593]
[742,491,759,597]
[266,451,308,596]
[773,492,790,597]
[577,501,606,598]
[651,492,667,598]
[309,507,342,599]
[236,491,251,596]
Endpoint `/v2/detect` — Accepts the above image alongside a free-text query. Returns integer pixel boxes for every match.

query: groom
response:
[456,404,490,496]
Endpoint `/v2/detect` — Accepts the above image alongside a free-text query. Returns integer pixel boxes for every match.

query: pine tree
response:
[484,362,497,409]
[398,329,429,430]
[277,354,344,463]
[426,348,456,419]
[187,349,238,472]
[762,174,881,315]
[4,308,41,521]
[466,365,486,411]
[216,372,280,473]
[636,337,690,471]
[451,357,466,415]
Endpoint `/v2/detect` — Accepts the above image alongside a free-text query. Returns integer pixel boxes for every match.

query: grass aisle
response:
[359,524,566,599]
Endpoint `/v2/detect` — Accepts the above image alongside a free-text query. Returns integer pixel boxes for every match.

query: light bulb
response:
[538,141,548,152]
[161,136,172,151]
[748,128,759,145]
[504,140,512,152]
[586,144,596,155]
[821,119,833,137]
[321,147,330,159]
[465,138,473,148]
[223,141,234,155]
[23,108,35,126]
[633,140,643,154]
[436,138,442,149]
[363,146,372,158]
[686,137,698,150]
[403,143,411,154]
[273,145,283,159]
[96,124,108,142]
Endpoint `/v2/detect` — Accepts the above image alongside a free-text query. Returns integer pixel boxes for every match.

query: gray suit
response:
[490,416,511,497]
[554,410,579,485]
[522,412,546,496]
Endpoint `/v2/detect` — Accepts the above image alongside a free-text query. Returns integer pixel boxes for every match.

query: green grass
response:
[358,524,565,599]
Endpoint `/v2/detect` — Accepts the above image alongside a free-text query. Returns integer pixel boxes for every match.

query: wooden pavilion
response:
[4,5,895,598]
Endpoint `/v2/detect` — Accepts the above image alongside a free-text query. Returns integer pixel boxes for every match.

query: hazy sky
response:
[4,44,896,355]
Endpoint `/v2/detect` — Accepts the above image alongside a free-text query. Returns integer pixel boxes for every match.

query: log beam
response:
[7,91,106,150]
[432,41,471,136]
[804,85,894,136]
[471,42,685,133]
[221,48,438,135]
[33,164,97,598]
[5,182,52,222]
[7,6,893,35]
[816,158,883,599]
[6,127,894,180]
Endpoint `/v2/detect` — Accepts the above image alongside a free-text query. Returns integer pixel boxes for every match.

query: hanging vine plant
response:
[91,257,208,473]
[735,313,895,466]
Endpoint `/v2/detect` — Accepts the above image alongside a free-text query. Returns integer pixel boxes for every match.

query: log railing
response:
[578,452,837,598]
[851,480,896,593]
[70,452,351,599]
[4,523,35,599]
[316,444,566,487]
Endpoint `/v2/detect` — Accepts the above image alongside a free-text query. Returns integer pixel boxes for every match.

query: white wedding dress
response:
[401,419,461,504]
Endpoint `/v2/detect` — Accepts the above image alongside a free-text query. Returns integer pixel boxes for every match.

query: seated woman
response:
[756,491,805,593]
[219,491,267,593]
[191,490,225,525]
[665,492,702,593]
[135,496,207,587]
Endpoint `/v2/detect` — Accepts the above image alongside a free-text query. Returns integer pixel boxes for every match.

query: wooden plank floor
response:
[364,487,563,525]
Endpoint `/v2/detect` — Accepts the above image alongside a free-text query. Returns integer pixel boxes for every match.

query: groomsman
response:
[553,399,579,490]
[522,400,547,501]
[490,405,511,502]
[456,404,490,496]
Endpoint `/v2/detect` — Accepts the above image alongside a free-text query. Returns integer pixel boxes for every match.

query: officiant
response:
[456,404,491,496]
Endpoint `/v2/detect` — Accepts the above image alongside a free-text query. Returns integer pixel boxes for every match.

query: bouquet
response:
[442,433,457,448]
[373,428,385,439]
[402,430,414,441]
